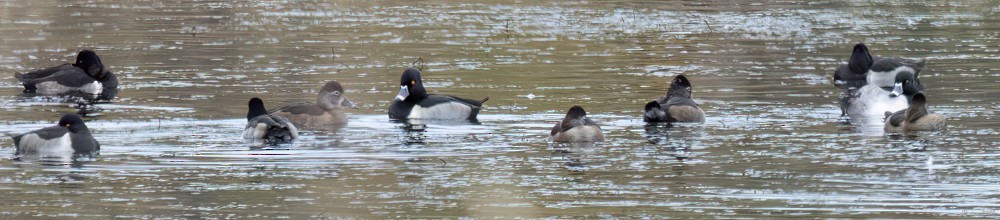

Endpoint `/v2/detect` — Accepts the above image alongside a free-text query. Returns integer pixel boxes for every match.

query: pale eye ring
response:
[332,91,342,96]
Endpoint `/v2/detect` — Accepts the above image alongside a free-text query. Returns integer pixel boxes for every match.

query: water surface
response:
[1,0,999,218]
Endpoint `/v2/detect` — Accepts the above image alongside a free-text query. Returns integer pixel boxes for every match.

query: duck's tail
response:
[263,125,295,144]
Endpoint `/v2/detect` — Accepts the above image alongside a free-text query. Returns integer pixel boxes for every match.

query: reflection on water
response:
[1,0,1000,218]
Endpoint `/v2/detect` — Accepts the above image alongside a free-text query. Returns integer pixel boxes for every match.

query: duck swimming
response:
[244,98,298,144]
[884,92,945,134]
[271,81,357,127]
[643,75,705,123]
[551,106,605,143]
[388,67,489,121]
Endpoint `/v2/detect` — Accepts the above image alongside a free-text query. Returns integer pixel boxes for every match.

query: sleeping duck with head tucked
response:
[15,50,119,100]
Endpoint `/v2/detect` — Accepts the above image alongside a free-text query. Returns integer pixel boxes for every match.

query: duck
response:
[15,50,119,99]
[833,43,925,91]
[833,43,877,90]
[643,75,705,123]
[270,81,357,127]
[243,97,298,143]
[388,67,489,120]
[551,106,605,143]
[884,92,945,134]
[11,113,100,160]
[841,59,924,116]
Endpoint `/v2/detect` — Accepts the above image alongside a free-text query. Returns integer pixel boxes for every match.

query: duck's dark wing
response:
[270,102,325,116]
[15,63,75,82]
[18,126,70,140]
[15,64,96,88]
[550,122,562,136]
[870,58,925,74]
[422,95,489,108]
[884,109,907,127]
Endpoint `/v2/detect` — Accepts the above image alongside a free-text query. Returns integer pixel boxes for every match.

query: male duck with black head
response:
[15,50,119,100]
[841,59,924,117]
[388,67,489,121]
[551,106,604,143]
[244,97,298,144]
[884,92,945,134]
[271,81,357,128]
[643,75,705,124]
[11,113,99,162]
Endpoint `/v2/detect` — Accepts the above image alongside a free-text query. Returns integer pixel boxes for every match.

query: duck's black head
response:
[565,105,587,119]
[74,50,109,81]
[396,67,427,101]
[318,81,356,109]
[667,75,693,99]
[889,71,922,97]
[644,101,662,112]
[247,97,268,121]
[58,113,89,133]
[848,43,874,74]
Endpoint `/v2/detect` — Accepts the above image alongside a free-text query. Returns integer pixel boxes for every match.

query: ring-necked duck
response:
[884,93,945,133]
[841,68,923,116]
[643,75,705,123]
[833,43,927,91]
[388,67,489,120]
[271,81,357,127]
[551,106,605,143]
[842,61,923,116]
[12,113,99,160]
[244,98,298,143]
[15,50,119,98]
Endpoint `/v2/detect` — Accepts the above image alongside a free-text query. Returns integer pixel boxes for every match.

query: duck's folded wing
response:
[439,95,489,107]
[269,102,322,115]
[15,63,75,82]
[550,123,562,136]
[12,126,70,153]
[884,109,907,127]
[870,58,925,74]
[16,64,94,87]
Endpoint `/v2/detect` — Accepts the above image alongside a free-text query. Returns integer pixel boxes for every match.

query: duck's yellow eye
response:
[410,80,415,85]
